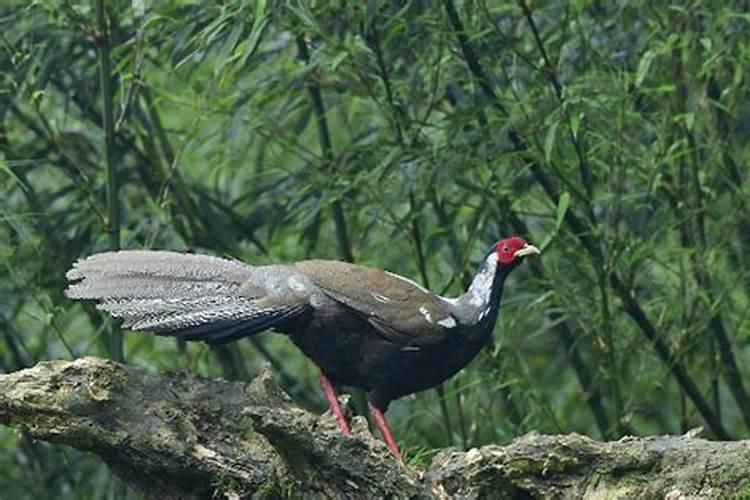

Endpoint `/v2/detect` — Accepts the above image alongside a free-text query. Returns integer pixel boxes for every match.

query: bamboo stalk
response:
[442,0,730,439]
[664,55,750,429]
[295,35,354,263]
[507,213,614,438]
[95,0,123,362]
[407,191,459,446]
[368,16,462,444]
[519,0,593,198]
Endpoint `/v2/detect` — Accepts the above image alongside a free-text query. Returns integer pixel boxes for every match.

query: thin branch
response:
[518,0,592,198]
[434,384,455,446]
[295,35,354,263]
[610,273,730,439]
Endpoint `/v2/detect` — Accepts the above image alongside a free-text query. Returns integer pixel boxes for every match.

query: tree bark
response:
[1,358,748,499]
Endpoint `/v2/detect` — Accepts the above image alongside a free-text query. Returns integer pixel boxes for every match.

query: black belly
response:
[277,306,490,410]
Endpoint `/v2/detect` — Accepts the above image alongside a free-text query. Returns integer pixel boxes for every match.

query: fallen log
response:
[1,358,747,498]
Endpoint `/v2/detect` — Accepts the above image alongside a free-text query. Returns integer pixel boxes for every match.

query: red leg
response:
[368,402,402,461]
[319,373,351,434]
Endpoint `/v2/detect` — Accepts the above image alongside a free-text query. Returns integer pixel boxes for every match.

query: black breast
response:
[364,325,493,410]
[278,302,382,390]
[276,294,495,411]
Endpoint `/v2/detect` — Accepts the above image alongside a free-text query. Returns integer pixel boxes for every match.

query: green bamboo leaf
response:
[237,0,269,68]
[544,121,559,164]
[539,191,571,252]
[555,192,570,230]
[570,114,581,140]
[635,50,656,88]
[684,112,695,131]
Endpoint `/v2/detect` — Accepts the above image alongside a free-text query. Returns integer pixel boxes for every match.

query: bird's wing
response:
[294,260,457,343]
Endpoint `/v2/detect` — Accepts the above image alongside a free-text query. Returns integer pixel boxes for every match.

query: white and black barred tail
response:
[65,250,305,344]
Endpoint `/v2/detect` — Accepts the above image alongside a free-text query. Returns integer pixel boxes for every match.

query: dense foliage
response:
[2,1,749,497]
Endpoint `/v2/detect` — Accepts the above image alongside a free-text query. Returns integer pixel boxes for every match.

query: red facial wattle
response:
[495,237,540,266]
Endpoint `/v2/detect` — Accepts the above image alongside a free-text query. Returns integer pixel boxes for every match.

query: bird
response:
[65,236,539,460]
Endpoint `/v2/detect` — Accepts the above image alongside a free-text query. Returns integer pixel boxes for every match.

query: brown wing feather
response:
[294,260,453,343]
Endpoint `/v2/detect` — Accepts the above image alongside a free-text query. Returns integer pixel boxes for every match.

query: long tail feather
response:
[179,307,304,345]
[66,250,298,341]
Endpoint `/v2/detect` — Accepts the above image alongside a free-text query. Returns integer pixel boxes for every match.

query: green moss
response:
[211,468,244,498]
[255,475,297,499]
[404,445,440,470]
[731,484,750,500]
[503,457,539,475]
[504,454,578,477]
[241,421,256,440]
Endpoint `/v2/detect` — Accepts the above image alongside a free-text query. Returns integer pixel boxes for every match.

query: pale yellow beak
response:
[513,244,541,259]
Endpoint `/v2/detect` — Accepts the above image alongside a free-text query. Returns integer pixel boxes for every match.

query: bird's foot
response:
[368,402,403,461]
[319,373,351,434]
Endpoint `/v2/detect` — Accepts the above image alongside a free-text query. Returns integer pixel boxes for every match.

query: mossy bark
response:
[1,358,748,499]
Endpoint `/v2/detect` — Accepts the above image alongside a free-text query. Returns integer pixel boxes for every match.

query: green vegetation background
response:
[2,1,749,497]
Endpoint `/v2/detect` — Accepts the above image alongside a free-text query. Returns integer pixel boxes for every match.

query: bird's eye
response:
[503,244,510,252]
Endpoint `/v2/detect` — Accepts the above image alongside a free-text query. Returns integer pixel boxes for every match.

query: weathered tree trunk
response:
[0,358,748,499]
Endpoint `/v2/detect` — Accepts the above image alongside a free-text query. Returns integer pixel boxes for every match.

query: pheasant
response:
[66,236,539,459]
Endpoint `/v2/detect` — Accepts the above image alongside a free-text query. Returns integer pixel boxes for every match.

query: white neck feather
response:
[465,253,498,307]
[442,253,500,324]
